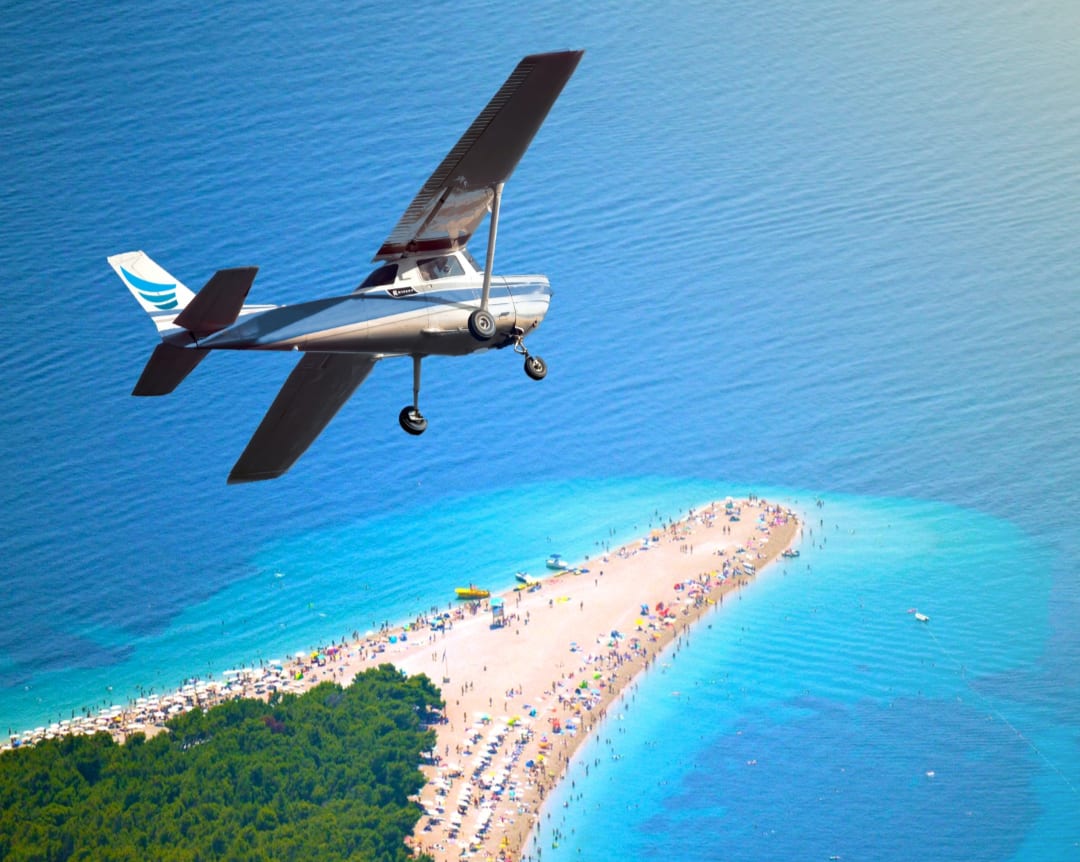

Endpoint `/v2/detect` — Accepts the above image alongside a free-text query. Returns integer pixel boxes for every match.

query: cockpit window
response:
[418,255,464,281]
[356,263,398,290]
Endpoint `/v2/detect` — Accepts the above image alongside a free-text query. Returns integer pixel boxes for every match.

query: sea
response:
[1,1,1077,858]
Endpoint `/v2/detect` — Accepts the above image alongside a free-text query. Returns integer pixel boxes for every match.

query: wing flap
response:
[374,50,583,261]
[227,353,377,484]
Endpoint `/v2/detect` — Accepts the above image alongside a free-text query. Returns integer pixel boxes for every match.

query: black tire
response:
[524,355,547,381]
[398,406,428,435]
[468,308,497,341]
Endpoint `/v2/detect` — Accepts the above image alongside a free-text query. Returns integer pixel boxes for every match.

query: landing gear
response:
[468,308,496,341]
[400,355,428,436]
[399,406,427,435]
[513,329,547,381]
[524,354,547,380]
[470,182,504,343]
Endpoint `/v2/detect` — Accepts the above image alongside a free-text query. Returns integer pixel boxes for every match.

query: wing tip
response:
[227,466,287,485]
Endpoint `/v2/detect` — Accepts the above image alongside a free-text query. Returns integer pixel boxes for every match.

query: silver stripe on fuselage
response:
[199,278,550,356]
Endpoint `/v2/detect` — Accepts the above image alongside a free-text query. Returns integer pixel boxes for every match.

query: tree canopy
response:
[0,665,441,861]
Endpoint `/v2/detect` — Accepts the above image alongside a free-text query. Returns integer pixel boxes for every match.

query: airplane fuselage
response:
[190,251,551,358]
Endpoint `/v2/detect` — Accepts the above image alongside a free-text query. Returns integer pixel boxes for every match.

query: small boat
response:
[515,571,538,585]
[781,549,800,558]
[546,554,570,571]
[455,586,490,600]
[914,612,930,623]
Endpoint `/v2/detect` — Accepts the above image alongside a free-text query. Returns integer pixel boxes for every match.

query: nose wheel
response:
[524,354,547,380]
[514,331,547,381]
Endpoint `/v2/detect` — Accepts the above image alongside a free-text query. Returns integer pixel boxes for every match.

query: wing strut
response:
[467,182,504,340]
[479,182,504,314]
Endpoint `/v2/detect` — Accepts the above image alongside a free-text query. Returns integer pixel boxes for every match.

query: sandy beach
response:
[5,497,799,862]
[347,496,800,861]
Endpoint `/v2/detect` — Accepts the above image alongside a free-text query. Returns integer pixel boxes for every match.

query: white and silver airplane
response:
[110,50,583,483]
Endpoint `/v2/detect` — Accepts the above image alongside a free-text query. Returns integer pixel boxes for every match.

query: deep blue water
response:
[1,1,1077,858]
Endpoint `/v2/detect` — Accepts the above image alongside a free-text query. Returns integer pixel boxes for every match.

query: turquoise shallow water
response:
[1,0,1078,857]
[527,495,1075,861]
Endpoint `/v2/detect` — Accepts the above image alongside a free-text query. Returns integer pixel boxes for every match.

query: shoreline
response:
[2,496,801,862]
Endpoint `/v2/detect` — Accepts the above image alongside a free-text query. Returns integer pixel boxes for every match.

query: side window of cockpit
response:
[418,255,464,281]
[356,263,398,290]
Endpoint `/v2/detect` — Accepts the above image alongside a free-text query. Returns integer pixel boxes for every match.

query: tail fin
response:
[108,250,196,335]
[110,250,204,395]
[110,251,261,396]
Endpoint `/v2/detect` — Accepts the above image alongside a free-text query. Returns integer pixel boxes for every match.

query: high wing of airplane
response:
[109,50,583,483]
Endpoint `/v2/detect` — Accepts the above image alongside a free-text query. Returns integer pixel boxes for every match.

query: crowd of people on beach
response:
[2,598,528,752]
[410,499,800,860]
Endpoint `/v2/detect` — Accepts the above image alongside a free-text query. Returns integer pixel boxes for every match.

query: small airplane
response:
[109,50,583,483]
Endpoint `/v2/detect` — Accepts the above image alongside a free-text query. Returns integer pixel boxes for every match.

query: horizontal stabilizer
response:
[228,353,378,483]
[173,267,258,334]
[133,344,209,396]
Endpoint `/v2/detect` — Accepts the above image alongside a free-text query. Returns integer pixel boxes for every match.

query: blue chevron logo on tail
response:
[121,266,178,310]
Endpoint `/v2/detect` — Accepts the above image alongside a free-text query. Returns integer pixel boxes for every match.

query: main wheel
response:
[468,308,496,341]
[524,355,547,381]
[398,406,428,436]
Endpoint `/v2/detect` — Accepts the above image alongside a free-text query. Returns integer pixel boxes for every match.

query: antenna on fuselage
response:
[468,182,503,341]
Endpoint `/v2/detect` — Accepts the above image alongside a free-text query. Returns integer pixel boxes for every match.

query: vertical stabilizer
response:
[108,250,196,334]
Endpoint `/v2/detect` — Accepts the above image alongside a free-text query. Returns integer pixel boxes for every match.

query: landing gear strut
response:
[399,355,428,435]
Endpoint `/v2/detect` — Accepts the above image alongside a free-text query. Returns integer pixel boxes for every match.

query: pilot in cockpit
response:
[420,255,455,281]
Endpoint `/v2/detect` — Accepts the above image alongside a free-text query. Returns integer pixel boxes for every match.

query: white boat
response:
[515,571,538,585]
[915,612,930,622]
[546,554,570,570]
